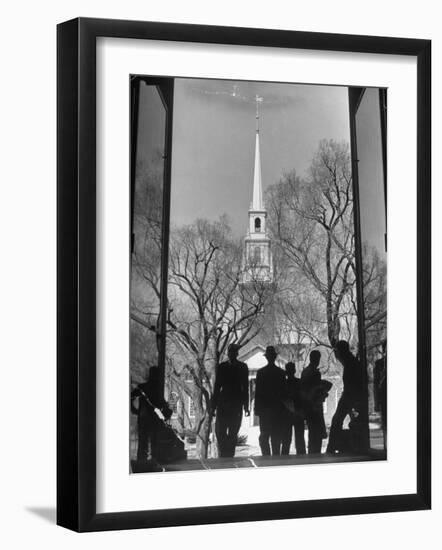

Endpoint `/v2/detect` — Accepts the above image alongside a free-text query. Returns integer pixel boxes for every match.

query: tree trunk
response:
[195,412,212,459]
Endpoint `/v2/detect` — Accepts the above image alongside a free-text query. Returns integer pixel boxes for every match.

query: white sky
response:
[170,78,351,238]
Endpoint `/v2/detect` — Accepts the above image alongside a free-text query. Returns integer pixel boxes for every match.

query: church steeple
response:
[252,95,264,211]
[241,95,273,284]
[252,129,264,211]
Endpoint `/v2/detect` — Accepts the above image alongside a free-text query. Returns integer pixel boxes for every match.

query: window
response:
[254,217,261,232]
[169,391,179,418]
[188,396,195,418]
[253,246,261,263]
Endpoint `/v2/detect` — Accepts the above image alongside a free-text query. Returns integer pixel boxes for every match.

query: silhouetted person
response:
[281,362,306,455]
[131,367,172,462]
[326,340,364,454]
[301,350,332,454]
[212,343,249,458]
[374,340,387,443]
[255,346,286,456]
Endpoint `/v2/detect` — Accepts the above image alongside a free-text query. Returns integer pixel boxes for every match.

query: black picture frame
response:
[57,17,431,532]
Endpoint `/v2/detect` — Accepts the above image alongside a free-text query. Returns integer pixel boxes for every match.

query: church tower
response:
[242,96,273,284]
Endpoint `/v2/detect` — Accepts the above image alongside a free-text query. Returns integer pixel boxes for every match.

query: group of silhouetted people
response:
[212,341,366,458]
[212,344,330,457]
[132,339,385,464]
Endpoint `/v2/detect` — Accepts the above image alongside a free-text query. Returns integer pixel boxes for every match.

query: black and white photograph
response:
[129,77,387,472]
[0,0,434,542]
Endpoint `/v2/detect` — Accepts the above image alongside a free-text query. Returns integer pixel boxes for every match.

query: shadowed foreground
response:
[132,449,386,473]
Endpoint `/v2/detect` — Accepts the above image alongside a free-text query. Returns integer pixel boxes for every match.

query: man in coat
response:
[326,340,364,454]
[131,366,172,463]
[374,340,387,442]
[281,362,306,455]
[212,343,250,457]
[301,350,332,454]
[255,346,287,456]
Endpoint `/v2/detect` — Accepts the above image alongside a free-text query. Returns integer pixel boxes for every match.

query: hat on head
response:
[264,345,278,358]
[228,343,240,352]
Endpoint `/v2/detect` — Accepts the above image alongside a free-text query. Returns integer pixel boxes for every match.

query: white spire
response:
[252,95,264,210]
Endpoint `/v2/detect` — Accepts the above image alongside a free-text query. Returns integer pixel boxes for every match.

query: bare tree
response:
[166,217,275,458]
[266,139,357,350]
